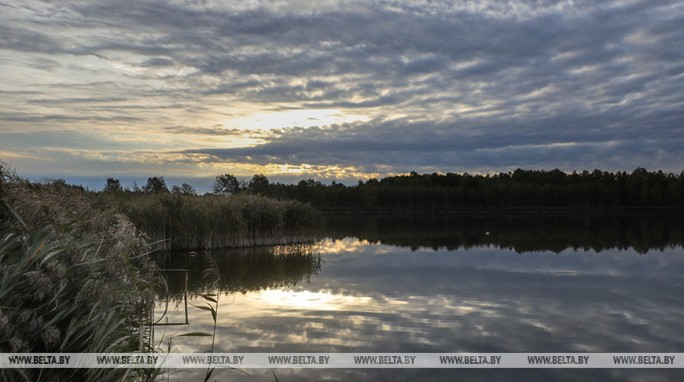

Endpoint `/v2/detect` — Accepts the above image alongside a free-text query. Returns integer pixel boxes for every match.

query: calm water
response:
[152,216,684,381]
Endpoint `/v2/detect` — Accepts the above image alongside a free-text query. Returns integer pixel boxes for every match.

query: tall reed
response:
[106,193,320,250]
[0,164,159,381]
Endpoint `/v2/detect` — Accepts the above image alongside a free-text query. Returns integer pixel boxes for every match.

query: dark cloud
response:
[0,24,67,54]
[181,107,684,173]
[1,0,683,177]
[0,111,144,124]
[141,57,175,67]
[162,125,271,138]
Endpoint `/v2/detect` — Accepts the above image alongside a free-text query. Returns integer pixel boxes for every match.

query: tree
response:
[180,183,197,195]
[213,174,241,194]
[103,178,123,193]
[248,174,270,195]
[171,183,197,196]
[143,176,169,194]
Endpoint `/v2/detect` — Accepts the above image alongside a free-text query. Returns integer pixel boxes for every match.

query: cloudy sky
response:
[1,0,682,190]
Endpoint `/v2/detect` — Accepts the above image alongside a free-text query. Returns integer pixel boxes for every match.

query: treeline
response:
[225,168,684,210]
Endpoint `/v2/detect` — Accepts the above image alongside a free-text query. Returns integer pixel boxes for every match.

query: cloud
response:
[180,111,684,174]
[0,24,67,54]
[1,0,683,180]
[156,242,684,380]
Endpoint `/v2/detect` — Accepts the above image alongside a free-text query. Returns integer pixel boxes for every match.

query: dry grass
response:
[0,163,159,381]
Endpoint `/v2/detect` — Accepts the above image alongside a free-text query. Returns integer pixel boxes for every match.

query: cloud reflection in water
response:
[156,238,684,381]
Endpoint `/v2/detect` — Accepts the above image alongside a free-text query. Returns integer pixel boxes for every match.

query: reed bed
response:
[0,165,159,381]
[107,193,320,251]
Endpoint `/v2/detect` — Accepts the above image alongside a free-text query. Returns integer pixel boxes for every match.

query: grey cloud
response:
[0,112,143,124]
[1,0,683,177]
[26,97,130,106]
[141,57,174,67]
[180,109,684,173]
[162,125,269,138]
[0,24,66,54]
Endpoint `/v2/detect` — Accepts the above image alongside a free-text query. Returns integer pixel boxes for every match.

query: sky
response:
[1,0,683,191]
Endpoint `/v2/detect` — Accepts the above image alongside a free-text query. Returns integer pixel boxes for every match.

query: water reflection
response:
[153,219,684,382]
[153,244,321,298]
[256,289,373,311]
[324,215,684,253]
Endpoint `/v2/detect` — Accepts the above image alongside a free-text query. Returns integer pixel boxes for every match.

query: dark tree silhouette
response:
[228,168,684,210]
[213,174,241,195]
[171,183,196,196]
[248,174,270,195]
[143,176,169,194]
[103,177,123,193]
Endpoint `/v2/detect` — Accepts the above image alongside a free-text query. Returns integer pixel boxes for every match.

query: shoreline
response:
[318,206,684,217]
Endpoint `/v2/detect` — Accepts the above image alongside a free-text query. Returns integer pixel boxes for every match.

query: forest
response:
[210,168,684,210]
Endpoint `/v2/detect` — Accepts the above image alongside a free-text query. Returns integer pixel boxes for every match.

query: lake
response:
[152,216,684,381]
